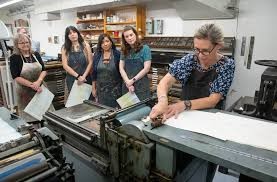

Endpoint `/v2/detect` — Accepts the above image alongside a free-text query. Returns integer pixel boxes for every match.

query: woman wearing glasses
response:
[150,23,235,120]
[149,23,235,182]
[91,34,122,107]
[10,33,46,122]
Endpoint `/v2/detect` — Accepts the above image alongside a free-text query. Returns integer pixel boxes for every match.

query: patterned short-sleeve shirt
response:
[169,53,235,97]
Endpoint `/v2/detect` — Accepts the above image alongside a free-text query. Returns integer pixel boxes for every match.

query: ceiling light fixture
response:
[0,0,24,9]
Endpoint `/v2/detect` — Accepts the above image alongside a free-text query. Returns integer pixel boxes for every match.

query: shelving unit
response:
[76,6,146,47]
[76,11,105,43]
[105,6,145,46]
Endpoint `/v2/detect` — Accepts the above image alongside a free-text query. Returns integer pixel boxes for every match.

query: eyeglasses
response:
[18,42,29,45]
[193,44,217,56]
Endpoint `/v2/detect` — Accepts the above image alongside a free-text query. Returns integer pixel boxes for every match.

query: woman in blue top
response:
[150,23,235,120]
[119,26,152,101]
[92,34,122,108]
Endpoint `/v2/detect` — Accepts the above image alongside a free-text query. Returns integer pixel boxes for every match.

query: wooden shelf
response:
[106,21,136,25]
[77,18,104,24]
[106,30,123,32]
[79,29,104,32]
[76,5,146,47]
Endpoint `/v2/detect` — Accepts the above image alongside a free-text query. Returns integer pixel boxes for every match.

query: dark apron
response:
[122,56,150,101]
[177,68,222,182]
[181,68,223,109]
[96,53,122,108]
[66,45,91,92]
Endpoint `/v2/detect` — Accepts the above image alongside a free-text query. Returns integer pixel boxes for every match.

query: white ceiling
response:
[0,0,34,14]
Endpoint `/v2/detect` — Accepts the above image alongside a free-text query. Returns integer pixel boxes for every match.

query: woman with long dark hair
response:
[119,26,151,101]
[61,26,92,94]
[92,33,122,107]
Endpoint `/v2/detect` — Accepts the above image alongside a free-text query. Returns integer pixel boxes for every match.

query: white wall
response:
[146,6,237,37]
[1,9,76,56]
[30,10,76,56]
[226,0,277,107]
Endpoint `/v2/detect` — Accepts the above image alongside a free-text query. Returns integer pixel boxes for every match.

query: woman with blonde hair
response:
[10,33,47,122]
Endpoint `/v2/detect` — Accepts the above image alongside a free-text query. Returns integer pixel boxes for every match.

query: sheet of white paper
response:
[65,80,92,108]
[66,109,109,123]
[215,112,277,152]
[0,118,22,144]
[24,85,54,121]
[116,92,140,108]
[165,110,228,140]
[165,110,277,152]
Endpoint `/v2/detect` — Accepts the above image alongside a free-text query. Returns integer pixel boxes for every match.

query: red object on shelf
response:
[114,31,119,37]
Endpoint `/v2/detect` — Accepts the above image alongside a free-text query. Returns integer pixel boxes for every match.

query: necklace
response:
[22,54,32,63]
[103,51,111,64]
[72,44,80,52]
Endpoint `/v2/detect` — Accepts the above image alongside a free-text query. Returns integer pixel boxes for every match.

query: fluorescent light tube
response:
[0,0,24,9]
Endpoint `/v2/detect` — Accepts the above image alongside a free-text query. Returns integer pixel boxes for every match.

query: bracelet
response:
[76,74,81,80]
[158,95,167,102]
[132,77,136,82]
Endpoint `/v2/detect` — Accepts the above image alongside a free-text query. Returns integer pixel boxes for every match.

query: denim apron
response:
[96,52,122,108]
[16,54,42,122]
[66,45,91,92]
[122,52,150,101]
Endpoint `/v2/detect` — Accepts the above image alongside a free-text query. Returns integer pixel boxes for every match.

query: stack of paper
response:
[165,110,277,152]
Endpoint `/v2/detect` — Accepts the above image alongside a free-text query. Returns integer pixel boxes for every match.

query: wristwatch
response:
[184,100,192,110]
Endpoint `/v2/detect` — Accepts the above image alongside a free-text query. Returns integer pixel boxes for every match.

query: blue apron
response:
[96,52,122,108]
[122,54,150,101]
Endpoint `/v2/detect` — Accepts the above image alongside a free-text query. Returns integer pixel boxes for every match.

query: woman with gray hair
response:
[150,23,235,120]
[10,33,46,122]
[149,23,235,182]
